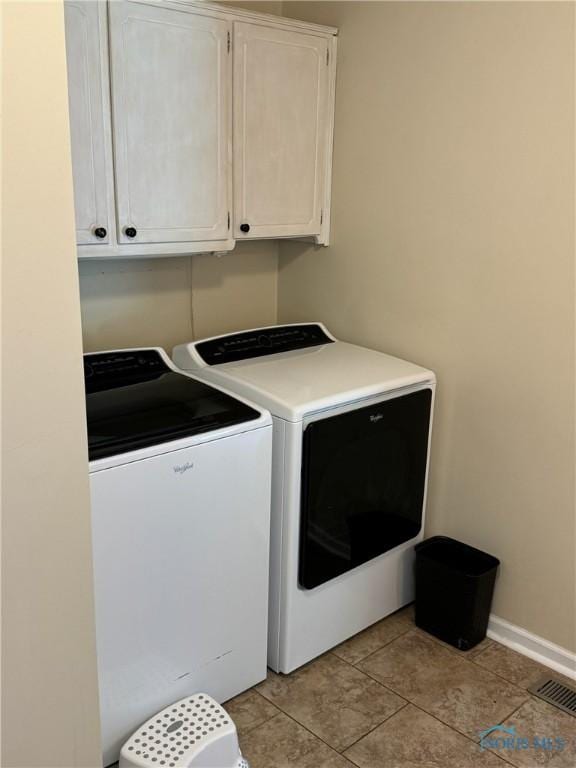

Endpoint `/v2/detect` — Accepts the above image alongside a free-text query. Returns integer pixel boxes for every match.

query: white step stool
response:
[119,693,249,768]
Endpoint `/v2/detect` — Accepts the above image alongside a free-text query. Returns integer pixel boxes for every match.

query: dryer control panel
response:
[195,324,334,365]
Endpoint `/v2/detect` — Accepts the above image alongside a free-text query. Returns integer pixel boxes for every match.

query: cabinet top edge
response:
[142,0,338,36]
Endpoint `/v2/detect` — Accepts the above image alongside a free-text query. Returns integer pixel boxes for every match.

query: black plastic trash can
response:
[414,536,500,651]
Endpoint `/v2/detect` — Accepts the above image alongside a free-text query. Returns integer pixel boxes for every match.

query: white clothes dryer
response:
[173,325,435,674]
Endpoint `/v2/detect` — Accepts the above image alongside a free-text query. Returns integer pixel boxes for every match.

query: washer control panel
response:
[84,349,168,391]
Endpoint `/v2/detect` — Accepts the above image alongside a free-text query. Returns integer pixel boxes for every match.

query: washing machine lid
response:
[84,348,261,461]
[173,324,435,422]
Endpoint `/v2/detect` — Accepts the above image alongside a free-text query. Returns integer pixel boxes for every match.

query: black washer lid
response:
[84,349,260,461]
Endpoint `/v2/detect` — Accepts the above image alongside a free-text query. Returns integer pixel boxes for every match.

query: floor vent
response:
[528,676,576,718]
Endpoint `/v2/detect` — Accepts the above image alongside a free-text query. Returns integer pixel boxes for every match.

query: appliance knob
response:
[124,226,137,238]
[93,227,107,239]
[240,223,250,233]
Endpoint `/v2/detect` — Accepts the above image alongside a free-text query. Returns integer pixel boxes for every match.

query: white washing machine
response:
[173,324,436,674]
[84,348,272,765]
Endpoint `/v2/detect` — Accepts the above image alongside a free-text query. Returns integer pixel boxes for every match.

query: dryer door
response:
[299,388,432,589]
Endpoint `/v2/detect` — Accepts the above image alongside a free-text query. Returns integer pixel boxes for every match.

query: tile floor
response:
[224,607,576,768]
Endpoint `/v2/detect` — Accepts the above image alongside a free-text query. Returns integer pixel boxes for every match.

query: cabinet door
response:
[234,23,330,239]
[109,2,231,245]
[64,1,114,245]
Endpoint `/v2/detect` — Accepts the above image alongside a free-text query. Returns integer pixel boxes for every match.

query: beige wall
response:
[79,242,278,352]
[1,2,102,766]
[279,1,576,651]
[222,0,283,14]
[190,242,278,339]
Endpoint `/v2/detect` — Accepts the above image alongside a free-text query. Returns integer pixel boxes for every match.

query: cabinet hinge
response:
[320,209,323,225]
[227,31,231,53]
[227,211,231,230]
[326,47,329,66]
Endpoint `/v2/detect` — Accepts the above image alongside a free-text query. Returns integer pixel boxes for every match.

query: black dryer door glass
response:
[299,388,432,589]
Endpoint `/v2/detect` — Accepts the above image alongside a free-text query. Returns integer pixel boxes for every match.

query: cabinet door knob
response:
[124,226,137,238]
[240,223,250,233]
[93,227,107,239]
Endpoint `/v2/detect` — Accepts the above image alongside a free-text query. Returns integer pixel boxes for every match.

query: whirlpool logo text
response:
[173,462,194,475]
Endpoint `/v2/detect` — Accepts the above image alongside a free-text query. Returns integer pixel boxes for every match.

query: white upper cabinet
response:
[108,2,231,246]
[64,1,114,245]
[64,1,337,258]
[233,23,332,242]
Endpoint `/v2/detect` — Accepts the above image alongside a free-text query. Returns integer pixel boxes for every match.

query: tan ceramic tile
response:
[357,630,529,740]
[345,703,508,768]
[332,605,414,665]
[239,712,356,768]
[223,689,280,735]
[473,642,575,691]
[497,697,576,767]
[465,637,496,660]
[257,653,406,751]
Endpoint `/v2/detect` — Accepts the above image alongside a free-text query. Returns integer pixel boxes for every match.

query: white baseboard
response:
[487,615,576,681]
